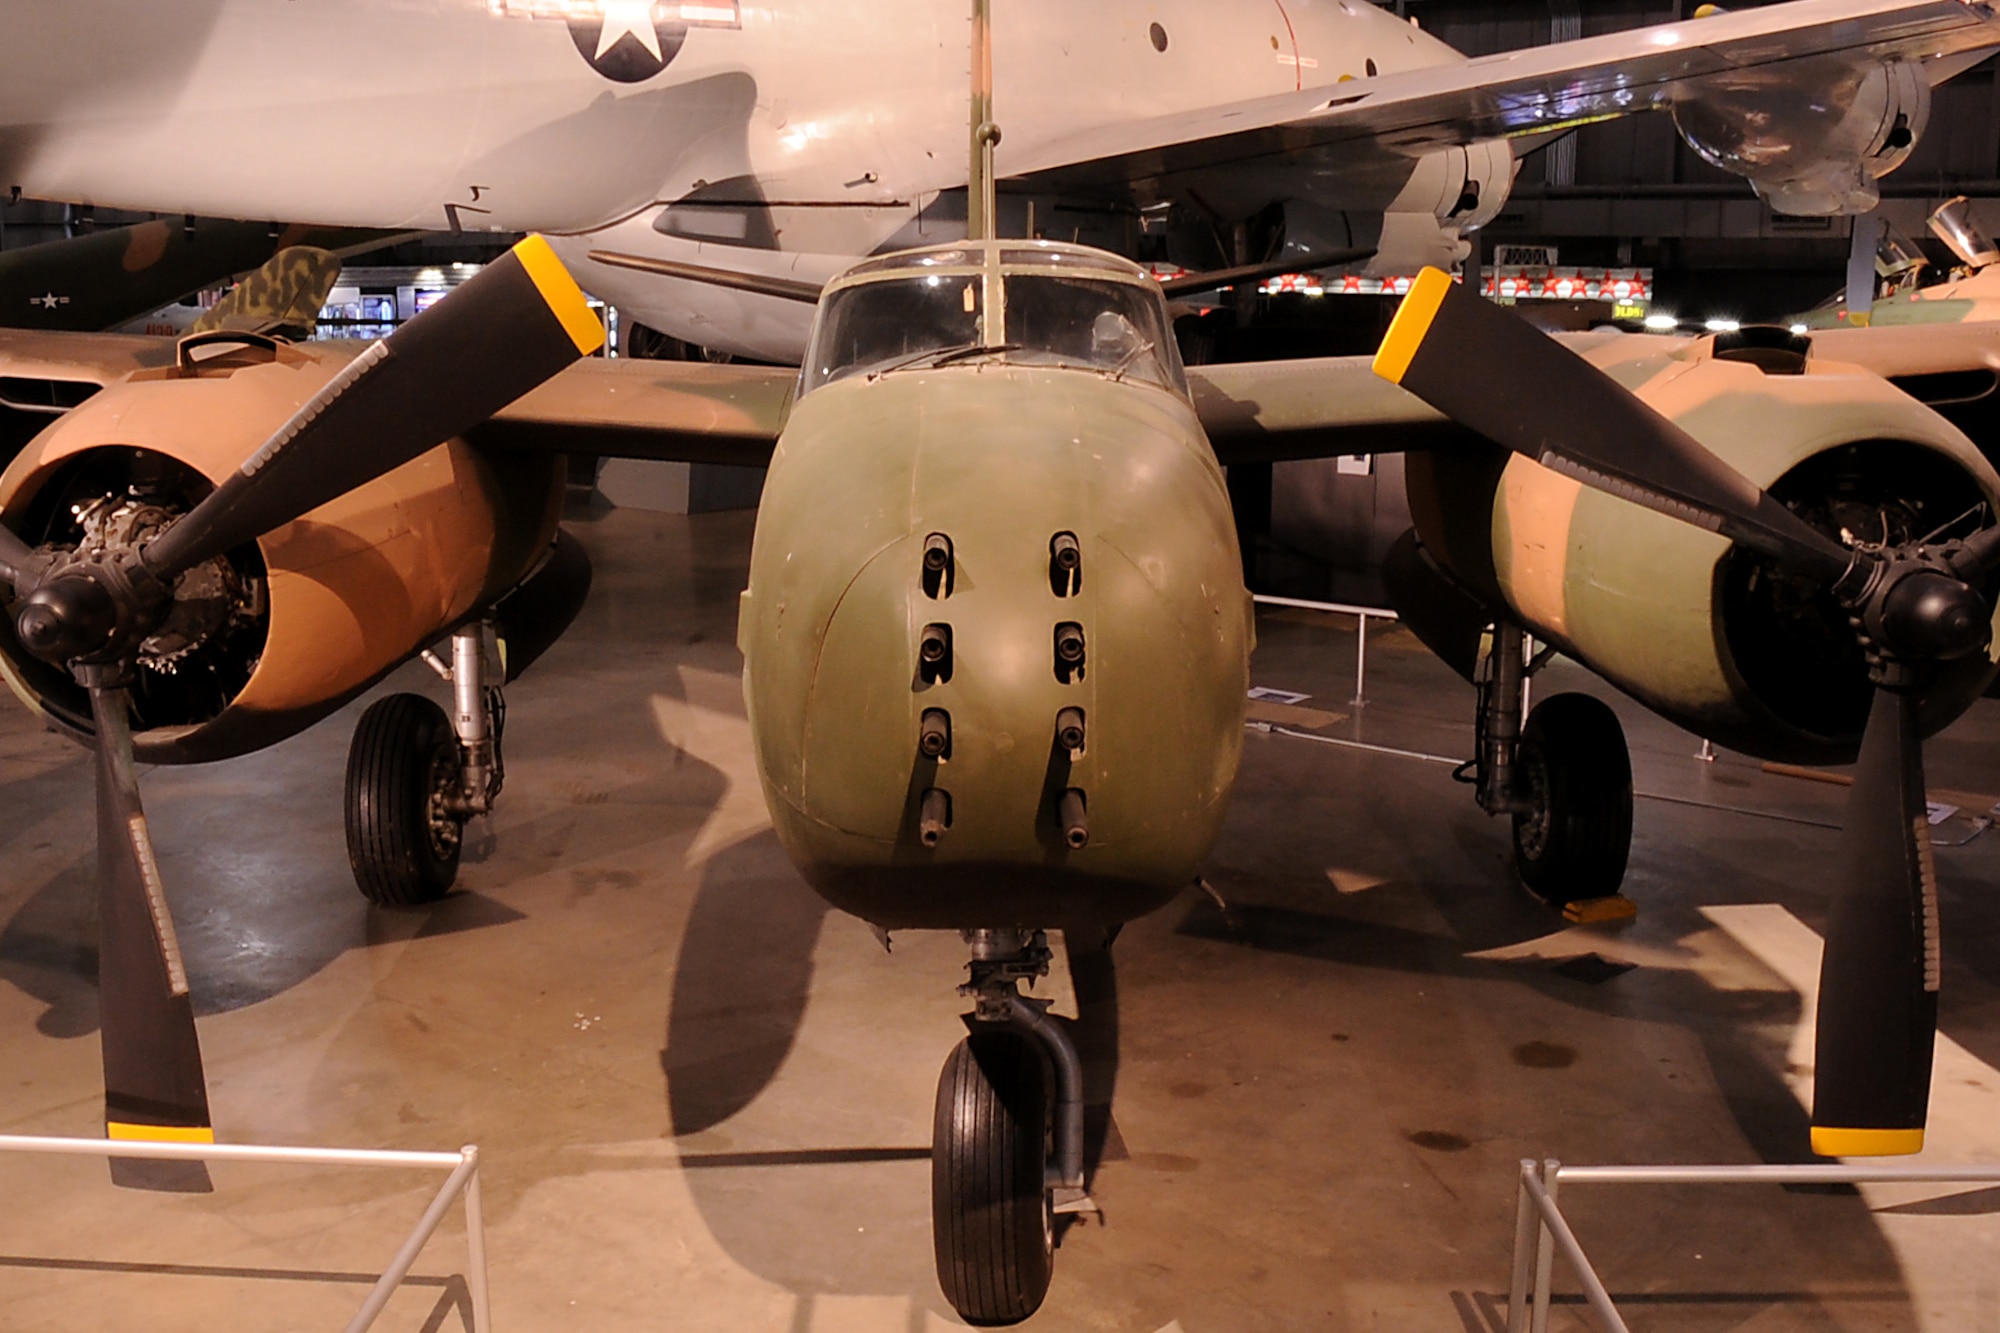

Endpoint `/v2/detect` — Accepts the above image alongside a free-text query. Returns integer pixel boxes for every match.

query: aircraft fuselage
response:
[739,242,1251,929]
[0,0,1484,358]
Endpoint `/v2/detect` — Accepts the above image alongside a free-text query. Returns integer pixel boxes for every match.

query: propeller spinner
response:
[1375,267,1999,1155]
[0,234,601,1158]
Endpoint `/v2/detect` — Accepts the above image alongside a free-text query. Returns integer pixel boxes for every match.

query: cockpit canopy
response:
[801,240,1186,396]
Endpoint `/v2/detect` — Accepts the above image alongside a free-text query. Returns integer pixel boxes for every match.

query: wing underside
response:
[1007,0,2000,196]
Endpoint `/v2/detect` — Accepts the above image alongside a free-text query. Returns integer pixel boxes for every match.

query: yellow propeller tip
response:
[107,1121,215,1144]
[1810,1126,1924,1157]
[513,234,607,357]
[1372,266,1454,386]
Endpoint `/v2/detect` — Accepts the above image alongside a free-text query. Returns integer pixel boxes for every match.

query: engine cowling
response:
[0,340,565,763]
[1408,339,2000,764]
[1670,60,1930,215]
[1278,140,1516,277]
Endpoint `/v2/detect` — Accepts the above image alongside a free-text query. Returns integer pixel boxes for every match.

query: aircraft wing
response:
[0,328,166,428]
[1193,319,2000,466]
[0,329,793,467]
[1007,0,2000,191]
[1189,358,1461,465]
[470,357,792,466]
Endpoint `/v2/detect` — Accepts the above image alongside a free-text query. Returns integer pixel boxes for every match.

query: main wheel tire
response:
[345,693,464,907]
[1512,692,1634,906]
[933,1029,1055,1325]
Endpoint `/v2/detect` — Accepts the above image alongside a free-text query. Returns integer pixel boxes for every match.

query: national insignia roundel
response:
[489,2,742,84]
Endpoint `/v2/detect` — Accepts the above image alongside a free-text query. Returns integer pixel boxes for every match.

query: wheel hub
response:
[1513,747,1552,859]
[425,748,466,862]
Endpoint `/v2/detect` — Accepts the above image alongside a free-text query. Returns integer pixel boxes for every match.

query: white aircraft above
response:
[3,0,1999,360]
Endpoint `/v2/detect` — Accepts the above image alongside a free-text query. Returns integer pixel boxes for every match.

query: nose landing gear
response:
[933,928,1095,1324]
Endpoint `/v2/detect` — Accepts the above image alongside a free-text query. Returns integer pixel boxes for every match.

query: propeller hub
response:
[1876,567,1991,663]
[12,546,172,670]
[16,574,119,664]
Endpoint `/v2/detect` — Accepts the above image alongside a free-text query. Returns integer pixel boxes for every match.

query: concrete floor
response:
[4,502,2000,1331]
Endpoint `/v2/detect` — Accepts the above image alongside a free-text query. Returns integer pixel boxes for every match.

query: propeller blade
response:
[1811,686,1938,1156]
[0,522,38,588]
[89,686,212,1148]
[143,233,603,580]
[1373,268,1852,583]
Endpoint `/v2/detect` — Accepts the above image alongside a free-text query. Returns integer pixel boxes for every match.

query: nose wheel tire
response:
[345,692,465,907]
[1511,692,1633,906]
[933,1028,1055,1325]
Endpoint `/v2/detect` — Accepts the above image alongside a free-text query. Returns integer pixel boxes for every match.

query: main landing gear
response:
[933,928,1094,1325]
[344,622,505,906]
[1462,622,1634,907]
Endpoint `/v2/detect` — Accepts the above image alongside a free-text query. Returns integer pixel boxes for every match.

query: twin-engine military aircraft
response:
[6,2,2000,360]
[10,0,2000,1323]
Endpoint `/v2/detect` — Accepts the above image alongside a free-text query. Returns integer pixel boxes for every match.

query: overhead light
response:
[1704,318,1740,333]
[1643,313,1679,331]
[1789,323,1809,335]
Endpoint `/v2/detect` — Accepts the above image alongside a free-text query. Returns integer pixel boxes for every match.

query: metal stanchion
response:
[1501,1159,2000,1330]
[0,1134,488,1333]
[1530,1158,1559,1333]
[1507,1159,1539,1331]
[1249,595,1400,707]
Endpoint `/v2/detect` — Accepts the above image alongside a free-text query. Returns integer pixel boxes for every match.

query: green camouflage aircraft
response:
[7,5,2000,1323]
[1801,196,2000,329]
[0,216,396,334]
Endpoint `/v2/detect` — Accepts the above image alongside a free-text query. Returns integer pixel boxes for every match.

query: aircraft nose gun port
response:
[1049,531,1081,596]
[1055,706,1086,753]
[919,787,953,847]
[919,707,952,758]
[923,533,954,598]
[1054,622,1085,682]
[1058,788,1089,849]
[920,623,953,683]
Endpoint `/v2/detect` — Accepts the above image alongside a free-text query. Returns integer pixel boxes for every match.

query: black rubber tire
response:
[932,1030,1054,1325]
[1511,692,1634,905]
[345,693,464,907]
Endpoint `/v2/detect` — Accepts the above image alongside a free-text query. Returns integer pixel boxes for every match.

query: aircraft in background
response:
[1802,194,2000,329]
[3,1,1999,359]
[0,218,400,336]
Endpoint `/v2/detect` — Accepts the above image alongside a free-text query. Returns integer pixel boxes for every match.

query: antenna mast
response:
[968,0,1000,243]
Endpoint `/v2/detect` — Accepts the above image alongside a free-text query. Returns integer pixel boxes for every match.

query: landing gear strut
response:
[343,622,506,906]
[1463,623,1633,905]
[932,928,1093,1325]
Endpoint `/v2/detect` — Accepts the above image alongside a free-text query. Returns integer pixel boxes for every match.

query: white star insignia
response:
[31,293,66,310]
[595,1,664,62]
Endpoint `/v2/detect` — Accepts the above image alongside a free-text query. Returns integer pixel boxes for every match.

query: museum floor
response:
[5,501,2000,1332]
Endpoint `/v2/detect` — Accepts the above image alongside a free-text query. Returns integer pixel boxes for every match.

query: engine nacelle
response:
[1279,140,1515,276]
[1671,60,1930,215]
[0,340,565,764]
[1409,339,2000,764]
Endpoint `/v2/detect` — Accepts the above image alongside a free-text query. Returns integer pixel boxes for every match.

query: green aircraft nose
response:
[743,366,1252,930]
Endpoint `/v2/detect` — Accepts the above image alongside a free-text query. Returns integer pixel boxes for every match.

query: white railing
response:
[1507,1156,2000,1331]
[1250,594,1399,705]
[0,1134,489,1333]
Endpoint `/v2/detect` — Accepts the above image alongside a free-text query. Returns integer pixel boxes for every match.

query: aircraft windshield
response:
[804,275,984,390]
[1001,275,1179,391]
[803,269,1180,394]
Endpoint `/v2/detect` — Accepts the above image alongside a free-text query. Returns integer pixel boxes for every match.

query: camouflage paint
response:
[0,341,562,762]
[1483,345,2000,759]
[741,365,1251,931]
